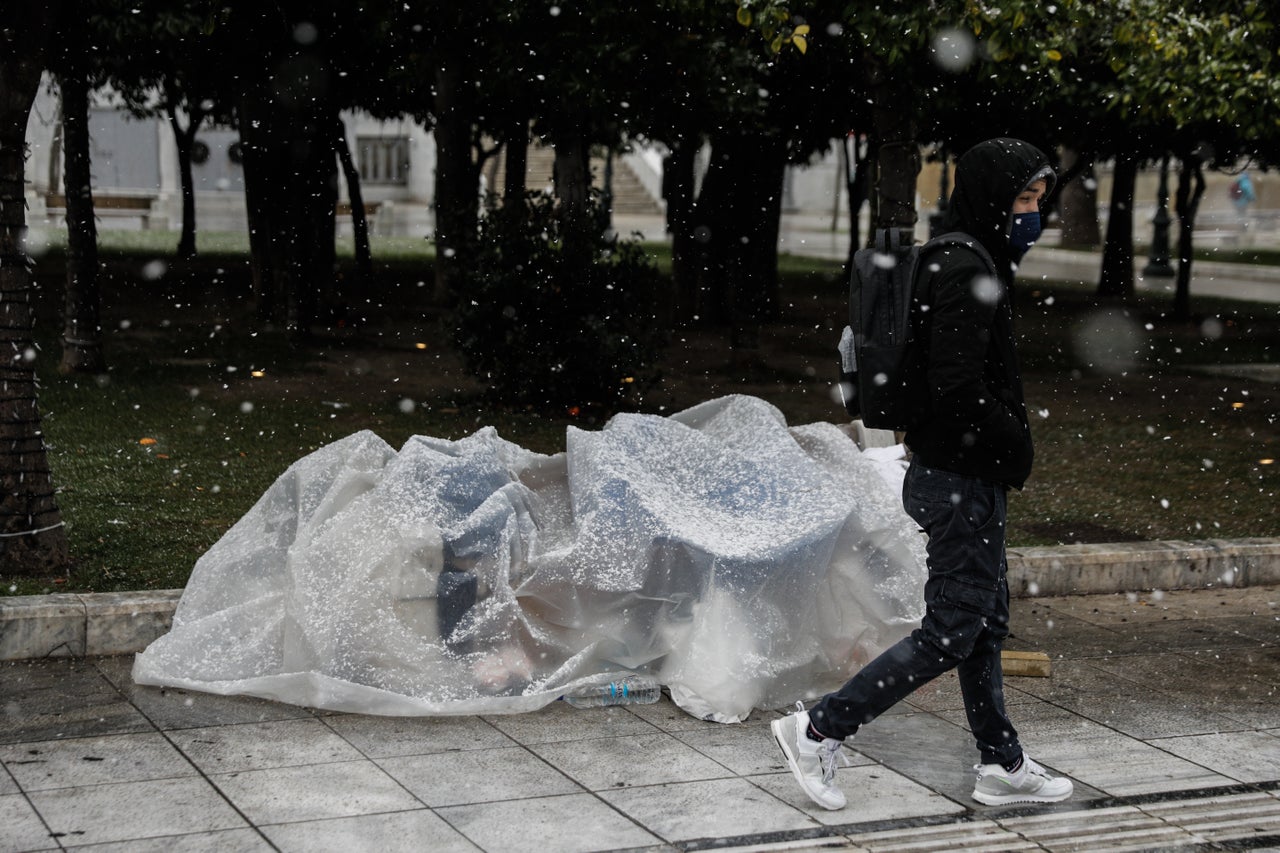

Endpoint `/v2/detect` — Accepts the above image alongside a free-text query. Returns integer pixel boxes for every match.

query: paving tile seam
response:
[251,804,458,829]
[116,697,284,852]
[431,788,668,850]
[679,811,1029,852]
[583,781,683,853]
[1184,835,1280,853]
[1176,818,1280,838]
[691,821,1270,853]
[8,787,59,852]
[998,676,1280,732]
[312,709,527,776]
[671,782,1280,853]
[1159,643,1280,680]
[1124,798,1280,852]
[1020,655,1276,748]
[1101,699,1280,783]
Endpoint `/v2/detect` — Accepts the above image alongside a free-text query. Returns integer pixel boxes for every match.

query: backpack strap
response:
[912,231,999,308]
[920,231,997,277]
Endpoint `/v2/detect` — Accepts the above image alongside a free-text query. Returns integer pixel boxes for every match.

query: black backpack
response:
[838,228,996,431]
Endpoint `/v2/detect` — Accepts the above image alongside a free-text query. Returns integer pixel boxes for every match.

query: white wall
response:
[23,79,442,237]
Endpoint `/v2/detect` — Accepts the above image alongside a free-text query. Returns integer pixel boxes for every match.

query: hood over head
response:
[939,137,1055,276]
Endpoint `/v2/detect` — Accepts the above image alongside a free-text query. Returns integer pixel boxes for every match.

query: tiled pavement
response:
[1,585,1277,852]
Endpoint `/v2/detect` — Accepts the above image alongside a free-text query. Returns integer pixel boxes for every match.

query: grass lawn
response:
[5,229,1278,595]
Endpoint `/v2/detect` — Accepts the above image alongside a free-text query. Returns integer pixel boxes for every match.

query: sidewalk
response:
[610,210,1280,307]
[2,583,1277,852]
[752,212,1280,305]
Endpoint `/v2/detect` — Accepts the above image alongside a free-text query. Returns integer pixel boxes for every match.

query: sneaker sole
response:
[972,789,1073,806]
[771,719,845,811]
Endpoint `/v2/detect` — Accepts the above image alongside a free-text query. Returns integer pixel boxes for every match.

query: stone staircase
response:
[487,143,663,215]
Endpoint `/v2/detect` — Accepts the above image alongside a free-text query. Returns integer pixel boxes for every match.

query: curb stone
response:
[1006,537,1280,596]
[2,538,1278,662]
[0,589,182,663]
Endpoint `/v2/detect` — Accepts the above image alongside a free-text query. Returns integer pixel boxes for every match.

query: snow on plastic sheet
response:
[133,395,926,722]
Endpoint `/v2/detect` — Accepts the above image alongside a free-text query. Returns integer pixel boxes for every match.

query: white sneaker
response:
[972,756,1073,805]
[771,702,848,810]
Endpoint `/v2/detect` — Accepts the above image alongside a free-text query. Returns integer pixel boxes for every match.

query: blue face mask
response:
[1009,212,1042,255]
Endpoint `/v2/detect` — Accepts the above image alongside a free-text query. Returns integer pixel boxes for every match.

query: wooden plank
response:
[335,201,382,216]
[1001,650,1052,678]
[45,192,154,210]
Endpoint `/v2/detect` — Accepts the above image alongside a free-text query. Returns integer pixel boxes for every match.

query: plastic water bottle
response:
[563,676,661,708]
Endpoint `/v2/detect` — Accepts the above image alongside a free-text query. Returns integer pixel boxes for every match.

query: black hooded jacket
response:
[903,138,1055,490]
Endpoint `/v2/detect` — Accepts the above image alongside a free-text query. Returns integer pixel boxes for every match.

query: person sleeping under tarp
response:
[133,394,927,723]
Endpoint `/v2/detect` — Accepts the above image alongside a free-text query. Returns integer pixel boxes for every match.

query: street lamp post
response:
[1143,154,1175,278]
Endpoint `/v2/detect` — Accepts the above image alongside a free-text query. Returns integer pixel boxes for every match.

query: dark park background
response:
[1,1,1277,590]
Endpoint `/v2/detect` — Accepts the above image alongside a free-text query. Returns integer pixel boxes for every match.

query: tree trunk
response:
[502,115,528,208]
[1173,156,1206,322]
[165,101,203,260]
[239,85,285,326]
[1058,148,1101,248]
[432,49,480,300]
[868,61,919,238]
[753,145,786,324]
[57,70,106,374]
[548,109,597,332]
[551,99,593,260]
[0,2,71,575]
[301,120,338,331]
[687,131,787,362]
[551,134,590,220]
[663,129,699,325]
[687,136,735,326]
[1142,154,1175,279]
[237,58,336,338]
[844,133,869,264]
[334,114,372,282]
[1098,153,1138,300]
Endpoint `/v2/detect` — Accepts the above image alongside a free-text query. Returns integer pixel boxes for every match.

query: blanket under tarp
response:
[134,395,926,722]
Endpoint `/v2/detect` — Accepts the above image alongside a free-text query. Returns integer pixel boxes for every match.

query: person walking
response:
[772,138,1073,811]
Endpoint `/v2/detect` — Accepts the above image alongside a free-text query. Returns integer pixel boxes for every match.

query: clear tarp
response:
[133,395,926,722]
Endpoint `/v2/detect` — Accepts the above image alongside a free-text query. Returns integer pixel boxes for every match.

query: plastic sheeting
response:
[133,395,927,722]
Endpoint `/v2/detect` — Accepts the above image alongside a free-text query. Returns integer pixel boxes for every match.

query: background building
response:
[22,80,1274,248]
